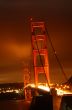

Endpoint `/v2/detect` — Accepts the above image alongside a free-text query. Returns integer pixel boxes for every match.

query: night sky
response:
[0,0,72,84]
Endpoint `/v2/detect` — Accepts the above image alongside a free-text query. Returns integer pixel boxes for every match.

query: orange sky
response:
[0,0,72,84]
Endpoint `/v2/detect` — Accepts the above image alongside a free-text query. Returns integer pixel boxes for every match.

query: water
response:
[0,96,70,110]
[0,100,30,110]
[0,97,61,110]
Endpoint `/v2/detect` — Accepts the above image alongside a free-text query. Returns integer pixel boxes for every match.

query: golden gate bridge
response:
[23,20,72,101]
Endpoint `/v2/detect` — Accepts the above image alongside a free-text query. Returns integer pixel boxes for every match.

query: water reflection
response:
[0,100,30,110]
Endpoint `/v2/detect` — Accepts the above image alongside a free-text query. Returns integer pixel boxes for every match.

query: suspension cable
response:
[45,23,68,81]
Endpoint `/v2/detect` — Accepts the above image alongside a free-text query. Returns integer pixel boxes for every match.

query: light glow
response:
[56,88,72,96]
[14,90,19,93]
[38,85,50,91]
[25,83,50,92]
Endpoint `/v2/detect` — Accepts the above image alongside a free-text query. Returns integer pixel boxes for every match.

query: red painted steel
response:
[31,22,50,86]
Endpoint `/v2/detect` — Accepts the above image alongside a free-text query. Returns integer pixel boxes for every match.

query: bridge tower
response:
[24,65,31,100]
[31,21,50,86]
